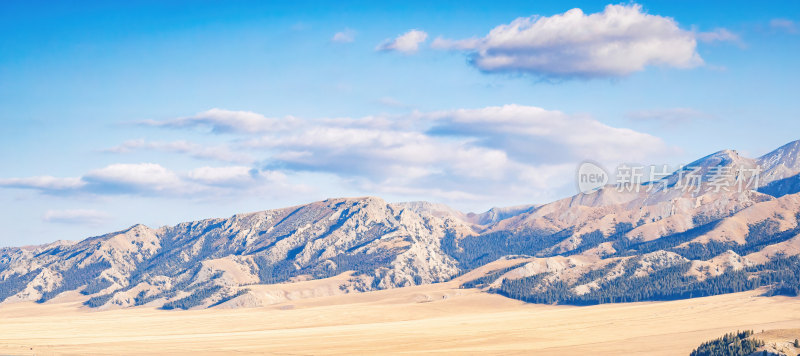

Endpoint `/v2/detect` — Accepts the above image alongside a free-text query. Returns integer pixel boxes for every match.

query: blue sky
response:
[1,0,798,246]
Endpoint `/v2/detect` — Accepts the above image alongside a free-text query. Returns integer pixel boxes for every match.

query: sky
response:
[0,0,799,246]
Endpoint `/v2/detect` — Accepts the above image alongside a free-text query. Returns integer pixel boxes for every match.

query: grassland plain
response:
[1,282,799,355]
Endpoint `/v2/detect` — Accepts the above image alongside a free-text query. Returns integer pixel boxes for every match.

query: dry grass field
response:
[1,283,799,355]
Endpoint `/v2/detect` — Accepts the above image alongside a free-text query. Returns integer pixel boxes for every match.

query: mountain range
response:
[4,140,800,309]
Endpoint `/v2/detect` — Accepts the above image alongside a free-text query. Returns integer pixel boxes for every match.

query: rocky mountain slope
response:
[3,140,800,309]
[1,197,484,309]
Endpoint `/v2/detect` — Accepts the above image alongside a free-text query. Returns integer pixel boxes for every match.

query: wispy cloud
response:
[138,108,297,134]
[104,139,253,163]
[332,28,356,43]
[431,4,704,78]
[376,29,428,54]
[290,22,310,32]
[1,163,300,199]
[770,18,797,34]
[0,176,85,193]
[696,28,741,44]
[42,209,112,225]
[186,166,285,188]
[376,96,407,108]
[627,108,714,127]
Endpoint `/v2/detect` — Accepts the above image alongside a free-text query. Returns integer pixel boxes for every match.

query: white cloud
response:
[432,4,702,78]
[186,166,287,188]
[83,163,186,195]
[104,139,253,163]
[770,18,797,34]
[0,176,85,193]
[3,106,676,206]
[249,127,457,178]
[1,163,300,199]
[139,108,296,134]
[332,28,356,43]
[376,29,428,54]
[242,105,674,203]
[424,105,671,163]
[42,209,111,225]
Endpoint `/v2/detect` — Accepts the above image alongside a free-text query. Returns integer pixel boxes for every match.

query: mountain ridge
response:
[3,140,800,309]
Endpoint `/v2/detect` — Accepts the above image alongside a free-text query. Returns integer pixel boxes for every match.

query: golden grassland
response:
[1,283,799,355]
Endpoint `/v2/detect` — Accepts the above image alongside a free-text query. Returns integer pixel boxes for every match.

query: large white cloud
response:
[432,4,703,78]
[241,105,674,203]
[424,105,671,163]
[3,106,676,206]
[247,126,517,182]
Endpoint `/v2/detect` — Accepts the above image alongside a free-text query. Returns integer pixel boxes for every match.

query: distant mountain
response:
[1,197,480,308]
[758,139,800,184]
[3,140,800,309]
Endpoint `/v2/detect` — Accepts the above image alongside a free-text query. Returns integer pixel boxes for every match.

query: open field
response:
[1,283,799,355]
